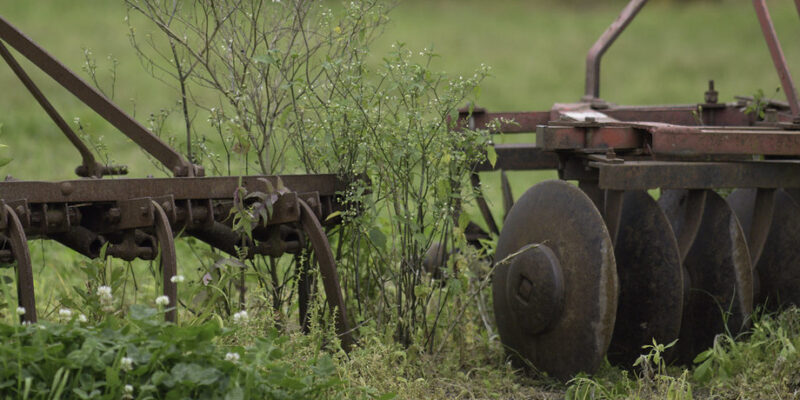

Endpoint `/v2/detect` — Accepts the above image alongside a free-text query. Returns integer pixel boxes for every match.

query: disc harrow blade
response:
[662,190,753,363]
[754,189,800,309]
[608,191,683,367]
[493,180,618,380]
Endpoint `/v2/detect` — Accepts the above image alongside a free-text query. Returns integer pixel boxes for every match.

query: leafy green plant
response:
[0,304,364,399]
[743,87,781,120]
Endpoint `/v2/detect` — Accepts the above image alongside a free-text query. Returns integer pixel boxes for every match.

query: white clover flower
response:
[170,275,185,283]
[59,308,72,318]
[225,352,240,362]
[16,307,25,316]
[97,285,112,299]
[232,310,249,323]
[121,357,133,372]
[78,314,88,323]
[155,295,170,306]
[124,384,134,394]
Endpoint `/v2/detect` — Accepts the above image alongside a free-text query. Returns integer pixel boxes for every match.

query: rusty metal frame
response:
[0,15,358,348]
[753,0,800,118]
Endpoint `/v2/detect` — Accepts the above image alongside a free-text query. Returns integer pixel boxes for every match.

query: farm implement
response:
[0,16,354,348]
[466,0,800,379]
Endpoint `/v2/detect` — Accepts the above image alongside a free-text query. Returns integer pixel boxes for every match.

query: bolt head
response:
[60,182,74,196]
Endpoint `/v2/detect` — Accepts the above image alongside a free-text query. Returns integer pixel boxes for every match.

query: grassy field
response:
[2,0,800,398]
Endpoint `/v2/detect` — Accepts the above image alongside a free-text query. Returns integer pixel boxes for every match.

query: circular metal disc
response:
[755,189,800,309]
[663,190,753,363]
[607,191,683,367]
[493,180,618,380]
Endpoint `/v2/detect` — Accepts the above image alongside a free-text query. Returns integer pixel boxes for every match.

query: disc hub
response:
[505,244,564,335]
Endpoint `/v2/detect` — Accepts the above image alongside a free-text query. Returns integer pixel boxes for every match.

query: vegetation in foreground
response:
[1,0,800,398]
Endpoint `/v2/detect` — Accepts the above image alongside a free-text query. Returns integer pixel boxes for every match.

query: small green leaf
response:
[253,54,276,65]
[326,210,342,221]
[458,212,471,231]
[368,227,386,249]
[486,145,497,168]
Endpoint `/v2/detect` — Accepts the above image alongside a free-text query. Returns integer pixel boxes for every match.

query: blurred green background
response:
[0,0,798,181]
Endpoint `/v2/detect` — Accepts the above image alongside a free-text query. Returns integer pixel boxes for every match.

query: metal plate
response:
[493,180,618,380]
[664,190,753,363]
[755,189,800,309]
[607,191,683,367]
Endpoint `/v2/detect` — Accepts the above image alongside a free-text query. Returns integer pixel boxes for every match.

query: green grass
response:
[2,1,800,398]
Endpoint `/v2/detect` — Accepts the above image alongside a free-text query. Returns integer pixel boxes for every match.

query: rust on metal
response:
[153,200,178,322]
[753,0,800,117]
[493,180,617,380]
[298,199,354,350]
[595,160,800,190]
[0,14,357,349]
[608,191,682,367]
[4,204,36,323]
[456,0,800,380]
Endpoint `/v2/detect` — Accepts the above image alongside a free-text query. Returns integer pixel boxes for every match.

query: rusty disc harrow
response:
[457,0,800,380]
[0,15,354,349]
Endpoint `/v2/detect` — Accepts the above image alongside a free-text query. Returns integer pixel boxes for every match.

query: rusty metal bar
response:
[649,125,800,156]
[0,174,346,203]
[584,0,648,100]
[0,15,199,177]
[537,121,800,156]
[458,106,760,133]
[537,124,644,151]
[753,0,800,117]
[475,144,559,171]
[0,41,101,177]
[595,160,800,190]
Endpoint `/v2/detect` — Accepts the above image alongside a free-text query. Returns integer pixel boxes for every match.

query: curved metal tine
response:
[470,173,500,236]
[298,199,354,350]
[296,252,313,333]
[5,205,36,323]
[500,170,514,222]
[152,201,178,323]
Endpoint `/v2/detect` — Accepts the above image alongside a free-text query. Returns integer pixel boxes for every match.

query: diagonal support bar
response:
[0,15,199,177]
[0,40,101,177]
[753,0,800,117]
